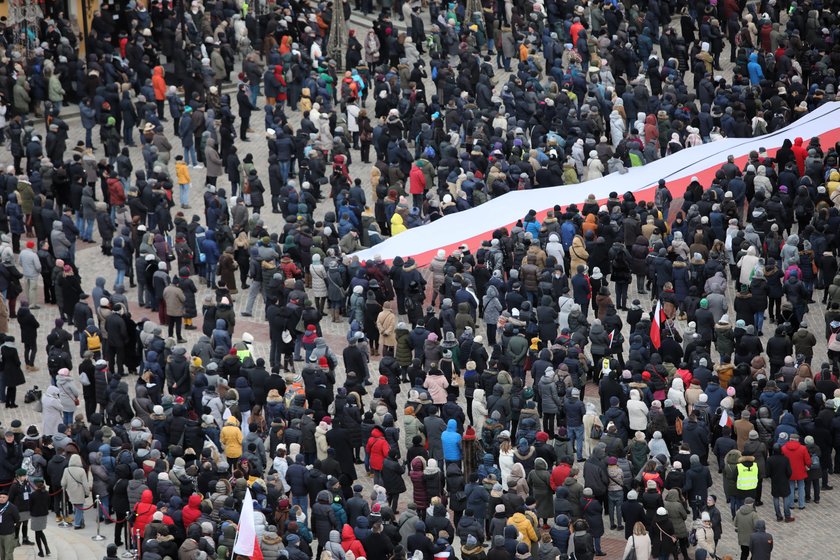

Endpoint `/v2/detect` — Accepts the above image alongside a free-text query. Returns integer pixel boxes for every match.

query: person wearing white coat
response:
[627,388,649,432]
[55,368,80,426]
[667,378,688,417]
[622,523,653,560]
[347,103,361,148]
[609,109,626,147]
[557,292,574,331]
[582,402,604,458]
[41,386,64,437]
[315,421,330,461]
[471,389,489,433]
[498,435,514,490]
[584,150,604,181]
[546,234,565,269]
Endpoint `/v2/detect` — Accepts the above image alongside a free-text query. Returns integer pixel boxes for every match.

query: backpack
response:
[688,528,698,547]
[284,381,305,409]
[21,454,36,478]
[85,329,102,353]
[811,451,821,470]
[47,349,62,375]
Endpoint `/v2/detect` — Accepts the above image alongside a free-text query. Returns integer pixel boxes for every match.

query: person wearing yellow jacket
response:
[509,506,538,548]
[175,155,192,209]
[220,416,243,461]
[390,213,407,235]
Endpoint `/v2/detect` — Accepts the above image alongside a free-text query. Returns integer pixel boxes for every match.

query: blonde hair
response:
[633,522,647,536]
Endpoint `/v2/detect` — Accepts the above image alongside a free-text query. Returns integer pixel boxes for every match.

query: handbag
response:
[625,536,637,560]
[80,371,91,387]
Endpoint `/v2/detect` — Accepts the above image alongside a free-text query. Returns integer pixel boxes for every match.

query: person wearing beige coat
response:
[376,305,397,353]
[570,235,589,273]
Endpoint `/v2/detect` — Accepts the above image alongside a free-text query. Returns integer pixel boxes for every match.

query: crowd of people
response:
[0,0,840,559]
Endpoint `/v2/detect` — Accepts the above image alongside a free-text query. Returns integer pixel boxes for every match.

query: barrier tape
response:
[100,504,128,524]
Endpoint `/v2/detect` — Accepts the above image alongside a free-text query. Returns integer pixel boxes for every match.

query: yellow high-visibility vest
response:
[736,463,759,491]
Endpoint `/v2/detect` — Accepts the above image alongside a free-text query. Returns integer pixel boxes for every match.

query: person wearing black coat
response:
[311,489,339,555]
[363,523,396,559]
[16,304,39,368]
[343,341,369,384]
[748,519,773,560]
[326,425,358,498]
[682,416,710,464]
[580,490,605,554]
[446,462,467,525]
[650,509,677,559]
[245,359,271,405]
[0,337,24,407]
[381,448,406,510]
[765,444,793,521]
[683,454,713,519]
[620,491,646,539]
[582,448,609,503]
[407,520,435,560]
[236,85,257,141]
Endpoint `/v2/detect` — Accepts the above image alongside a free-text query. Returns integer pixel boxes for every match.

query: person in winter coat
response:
[781,434,811,509]
[663,488,689,558]
[366,427,390,483]
[734,498,758,559]
[748,519,773,560]
[650,507,676,560]
[527,458,554,523]
[580,488,605,555]
[55,368,79,425]
[61,454,90,529]
[766,444,793,522]
[538,368,564,434]
[622,522,652,560]
[41,386,64,436]
[312,490,339,555]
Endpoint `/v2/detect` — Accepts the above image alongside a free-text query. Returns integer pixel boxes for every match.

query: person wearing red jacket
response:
[791,137,808,176]
[408,161,427,213]
[132,489,157,540]
[365,427,390,483]
[341,523,367,557]
[781,433,811,509]
[550,461,573,491]
[181,493,202,530]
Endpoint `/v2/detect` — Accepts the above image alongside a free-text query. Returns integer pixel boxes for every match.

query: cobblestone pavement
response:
[0,19,835,560]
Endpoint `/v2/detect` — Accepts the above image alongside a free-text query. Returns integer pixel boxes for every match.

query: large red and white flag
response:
[351,103,840,267]
[232,488,264,560]
[650,300,664,349]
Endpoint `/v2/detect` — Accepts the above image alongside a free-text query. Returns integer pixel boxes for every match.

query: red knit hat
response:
[318,356,329,368]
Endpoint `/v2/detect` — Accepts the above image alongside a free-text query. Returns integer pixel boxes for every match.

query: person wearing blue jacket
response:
[441,418,463,462]
[747,52,764,85]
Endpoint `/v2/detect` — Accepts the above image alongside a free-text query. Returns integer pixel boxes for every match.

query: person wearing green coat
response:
[663,488,690,559]
[527,457,554,523]
[734,498,758,554]
[505,329,529,377]
[47,72,65,111]
[714,314,735,362]
[395,323,413,370]
[13,76,30,115]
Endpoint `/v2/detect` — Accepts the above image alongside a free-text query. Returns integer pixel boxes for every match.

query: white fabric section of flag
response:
[233,487,256,556]
[353,102,840,266]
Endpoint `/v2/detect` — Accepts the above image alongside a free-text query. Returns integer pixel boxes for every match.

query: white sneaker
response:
[193,163,204,169]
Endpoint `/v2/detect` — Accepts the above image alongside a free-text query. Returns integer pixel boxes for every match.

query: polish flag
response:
[232,488,264,560]
[650,300,664,349]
